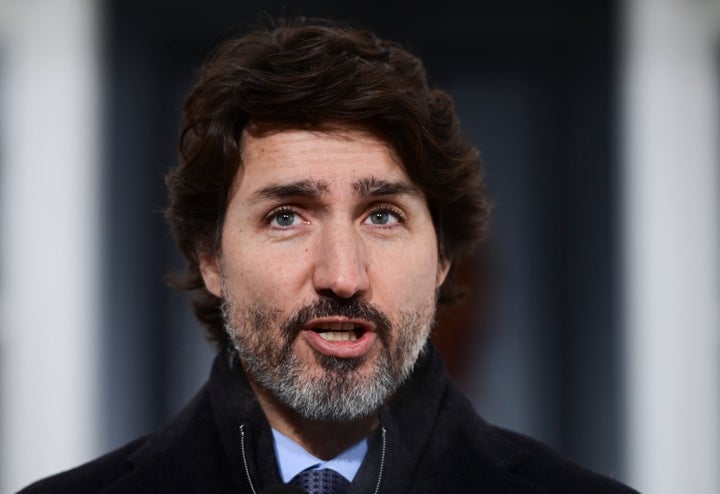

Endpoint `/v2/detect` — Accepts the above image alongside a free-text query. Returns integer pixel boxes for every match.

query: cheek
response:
[222,241,312,306]
[404,264,441,306]
[371,244,440,306]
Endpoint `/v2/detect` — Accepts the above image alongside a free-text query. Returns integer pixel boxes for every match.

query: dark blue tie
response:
[290,468,350,494]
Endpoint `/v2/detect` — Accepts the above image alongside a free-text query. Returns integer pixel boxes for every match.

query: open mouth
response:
[303,318,377,359]
[311,321,366,342]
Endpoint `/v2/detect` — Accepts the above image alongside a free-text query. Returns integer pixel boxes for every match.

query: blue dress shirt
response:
[271,428,368,483]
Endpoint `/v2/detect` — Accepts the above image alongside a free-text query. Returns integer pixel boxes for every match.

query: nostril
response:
[311,237,369,299]
[316,287,358,300]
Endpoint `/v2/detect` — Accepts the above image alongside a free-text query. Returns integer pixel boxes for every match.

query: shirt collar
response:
[271,428,368,483]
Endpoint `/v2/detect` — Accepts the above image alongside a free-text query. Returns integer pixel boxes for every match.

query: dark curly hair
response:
[165,18,491,347]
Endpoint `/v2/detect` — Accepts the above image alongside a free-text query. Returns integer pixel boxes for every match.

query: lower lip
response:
[302,330,377,359]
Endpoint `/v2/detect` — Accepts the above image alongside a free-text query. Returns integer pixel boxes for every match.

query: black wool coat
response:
[20,345,639,493]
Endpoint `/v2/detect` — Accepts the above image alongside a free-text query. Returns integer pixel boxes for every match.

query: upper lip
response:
[304,317,375,333]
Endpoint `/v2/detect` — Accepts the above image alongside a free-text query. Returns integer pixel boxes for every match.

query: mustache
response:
[281,296,392,343]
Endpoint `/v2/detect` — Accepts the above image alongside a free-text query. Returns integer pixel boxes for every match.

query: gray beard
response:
[221,296,436,421]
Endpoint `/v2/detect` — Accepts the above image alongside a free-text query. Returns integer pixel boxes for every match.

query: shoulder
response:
[431,380,638,493]
[18,436,146,494]
[17,385,219,493]
[488,425,638,493]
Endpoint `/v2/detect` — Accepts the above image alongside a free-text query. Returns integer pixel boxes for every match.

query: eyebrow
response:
[249,176,420,204]
[251,179,330,202]
[353,177,420,198]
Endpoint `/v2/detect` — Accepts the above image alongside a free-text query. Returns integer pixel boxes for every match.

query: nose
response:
[312,224,369,299]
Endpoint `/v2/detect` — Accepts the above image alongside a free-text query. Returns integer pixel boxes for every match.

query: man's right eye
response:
[269,210,298,228]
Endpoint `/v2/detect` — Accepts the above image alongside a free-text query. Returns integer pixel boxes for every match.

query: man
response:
[22,18,637,493]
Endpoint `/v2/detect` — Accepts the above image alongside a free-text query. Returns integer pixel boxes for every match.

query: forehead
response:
[235,128,410,191]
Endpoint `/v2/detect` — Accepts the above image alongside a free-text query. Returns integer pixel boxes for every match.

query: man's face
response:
[200,127,450,421]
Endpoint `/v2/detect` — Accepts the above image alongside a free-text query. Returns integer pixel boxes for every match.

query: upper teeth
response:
[314,322,360,342]
[315,322,357,331]
[318,331,358,342]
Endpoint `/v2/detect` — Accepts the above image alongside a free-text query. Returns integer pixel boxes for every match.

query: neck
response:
[247,374,379,460]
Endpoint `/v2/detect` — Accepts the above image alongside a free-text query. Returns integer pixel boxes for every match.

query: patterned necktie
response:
[290,468,350,494]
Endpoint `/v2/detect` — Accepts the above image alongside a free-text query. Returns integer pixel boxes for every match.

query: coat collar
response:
[123,342,540,493]
[356,344,537,493]
[208,347,282,491]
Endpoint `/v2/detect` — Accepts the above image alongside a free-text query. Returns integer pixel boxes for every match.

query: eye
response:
[364,207,403,226]
[268,208,301,228]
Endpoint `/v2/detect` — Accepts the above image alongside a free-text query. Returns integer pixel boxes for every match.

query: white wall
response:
[622,0,720,492]
[0,0,102,491]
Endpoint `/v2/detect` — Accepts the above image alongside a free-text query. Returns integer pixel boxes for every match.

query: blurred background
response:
[1,0,718,492]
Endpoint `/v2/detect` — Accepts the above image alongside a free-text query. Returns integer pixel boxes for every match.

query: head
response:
[165,18,490,420]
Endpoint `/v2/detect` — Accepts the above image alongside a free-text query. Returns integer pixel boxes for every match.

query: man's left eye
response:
[365,209,401,225]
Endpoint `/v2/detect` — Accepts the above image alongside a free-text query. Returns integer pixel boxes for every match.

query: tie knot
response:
[290,468,350,494]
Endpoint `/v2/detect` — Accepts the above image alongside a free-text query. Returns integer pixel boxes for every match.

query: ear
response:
[199,252,223,298]
[436,258,451,289]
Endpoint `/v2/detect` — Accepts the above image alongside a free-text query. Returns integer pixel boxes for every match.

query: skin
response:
[200,127,450,458]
